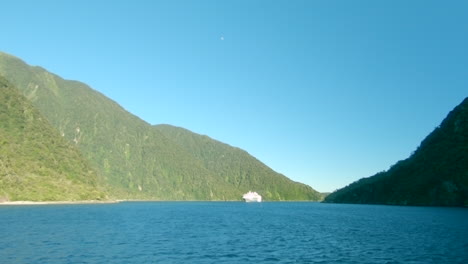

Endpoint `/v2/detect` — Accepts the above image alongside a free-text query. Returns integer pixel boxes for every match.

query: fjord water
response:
[1,203,467,264]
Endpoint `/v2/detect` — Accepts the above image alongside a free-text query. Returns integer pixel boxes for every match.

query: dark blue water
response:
[1,202,467,264]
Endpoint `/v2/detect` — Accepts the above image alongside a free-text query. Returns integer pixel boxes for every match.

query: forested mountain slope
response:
[0,52,237,200]
[325,97,468,206]
[0,76,106,201]
[156,124,324,201]
[0,51,321,200]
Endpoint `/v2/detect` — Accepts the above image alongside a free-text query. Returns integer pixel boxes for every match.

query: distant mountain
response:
[0,76,106,201]
[0,51,321,201]
[325,97,468,206]
[155,124,324,200]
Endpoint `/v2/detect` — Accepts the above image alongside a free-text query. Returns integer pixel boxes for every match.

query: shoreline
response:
[0,200,323,205]
[0,200,120,206]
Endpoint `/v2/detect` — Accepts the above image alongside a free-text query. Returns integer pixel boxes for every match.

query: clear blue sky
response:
[2,0,467,192]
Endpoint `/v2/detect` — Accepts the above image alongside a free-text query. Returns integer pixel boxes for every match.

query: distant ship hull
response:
[244,197,262,202]
[242,191,262,202]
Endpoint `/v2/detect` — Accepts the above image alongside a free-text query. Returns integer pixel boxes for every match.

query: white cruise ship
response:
[242,191,262,202]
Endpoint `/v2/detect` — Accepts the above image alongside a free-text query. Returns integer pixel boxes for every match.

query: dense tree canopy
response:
[0,76,106,201]
[0,51,322,201]
[325,97,468,206]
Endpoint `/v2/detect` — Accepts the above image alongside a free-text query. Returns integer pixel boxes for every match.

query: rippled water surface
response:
[1,202,467,263]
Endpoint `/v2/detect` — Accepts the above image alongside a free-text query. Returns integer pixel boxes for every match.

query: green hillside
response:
[0,52,237,200]
[0,76,106,201]
[325,97,468,206]
[155,124,324,200]
[0,51,321,201]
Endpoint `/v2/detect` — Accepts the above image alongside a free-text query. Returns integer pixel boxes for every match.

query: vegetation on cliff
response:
[325,97,468,206]
[0,51,321,201]
[156,124,323,201]
[0,76,106,201]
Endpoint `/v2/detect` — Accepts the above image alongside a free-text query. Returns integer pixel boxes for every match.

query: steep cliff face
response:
[0,51,322,201]
[0,52,238,200]
[155,124,324,201]
[325,97,468,206]
[0,76,106,201]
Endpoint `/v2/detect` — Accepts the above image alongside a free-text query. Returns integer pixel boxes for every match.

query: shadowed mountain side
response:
[325,97,468,206]
[0,51,321,200]
[155,124,324,201]
[0,76,106,201]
